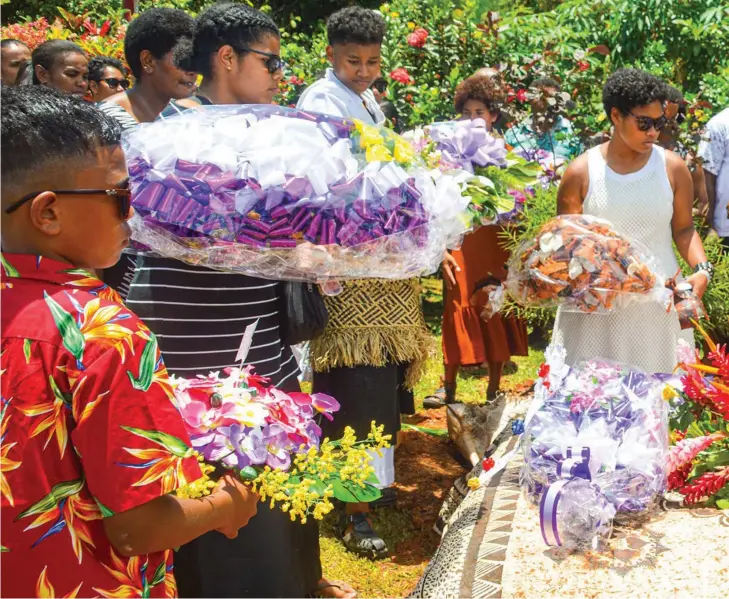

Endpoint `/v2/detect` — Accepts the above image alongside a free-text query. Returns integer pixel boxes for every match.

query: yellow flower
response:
[390,12,400,18]
[597,113,606,123]
[393,138,417,164]
[407,22,415,30]
[453,9,464,19]
[467,477,481,490]
[473,31,483,40]
[355,120,384,148]
[662,385,678,401]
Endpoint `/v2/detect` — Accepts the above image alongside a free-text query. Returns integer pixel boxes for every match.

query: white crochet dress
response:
[551,145,694,373]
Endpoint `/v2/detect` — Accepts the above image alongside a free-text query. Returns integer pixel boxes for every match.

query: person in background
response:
[658,86,710,219]
[31,39,88,96]
[505,76,582,162]
[1,85,258,599]
[87,55,129,102]
[99,7,196,130]
[553,68,710,372]
[1,38,30,85]
[144,4,356,598]
[99,7,197,298]
[472,66,509,133]
[424,74,528,409]
[298,6,431,560]
[698,105,729,252]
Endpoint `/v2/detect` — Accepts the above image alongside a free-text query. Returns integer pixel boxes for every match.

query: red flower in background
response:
[577,60,590,72]
[482,457,495,472]
[407,28,429,48]
[390,67,413,85]
[516,88,528,103]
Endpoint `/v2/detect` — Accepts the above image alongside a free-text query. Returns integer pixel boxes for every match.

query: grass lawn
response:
[316,277,545,598]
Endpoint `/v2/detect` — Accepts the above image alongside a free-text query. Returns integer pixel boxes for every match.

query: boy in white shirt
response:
[698,107,729,250]
[297,7,385,125]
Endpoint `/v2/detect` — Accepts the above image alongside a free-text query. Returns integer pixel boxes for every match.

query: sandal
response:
[341,512,388,559]
[312,579,358,598]
[423,383,457,409]
[370,486,396,509]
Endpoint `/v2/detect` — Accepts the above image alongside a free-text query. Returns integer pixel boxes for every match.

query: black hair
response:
[602,68,668,121]
[192,2,279,78]
[531,77,561,91]
[87,56,126,82]
[14,60,33,86]
[124,7,195,78]
[665,85,687,124]
[326,7,385,46]
[1,39,29,50]
[454,74,504,114]
[31,40,85,84]
[1,85,121,202]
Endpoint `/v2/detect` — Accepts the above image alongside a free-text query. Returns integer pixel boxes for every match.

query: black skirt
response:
[313,362,413,440]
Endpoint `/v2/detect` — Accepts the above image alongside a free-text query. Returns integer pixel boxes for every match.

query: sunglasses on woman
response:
[236,46,285,74]
[90,76,130,90]
[4,186,133,220]
[627,111,668,132]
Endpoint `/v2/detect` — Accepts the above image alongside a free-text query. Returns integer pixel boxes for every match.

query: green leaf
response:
[121,426,193,458]
[95,498,115,518]
[401,423,448,437]
[238,466,258,481]
[150,561,166,587]
[705,450,729,469]
[330,477,382,503]
[43,292,84,363]
[127,335,157,391]
[716,499,729,509]
[15,479,85,521]
[48,375,72,409]
[1,254,19,278]
[23,339,32,364]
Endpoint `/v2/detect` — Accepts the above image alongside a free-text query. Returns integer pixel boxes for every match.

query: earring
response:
[145,66,152,73]
[227,66,232,71]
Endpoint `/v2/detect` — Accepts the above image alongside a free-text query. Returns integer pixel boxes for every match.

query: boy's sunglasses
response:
[628,111,668,132]
[235,46,285,74]
[93,76,130,90]
[5,187,133,220]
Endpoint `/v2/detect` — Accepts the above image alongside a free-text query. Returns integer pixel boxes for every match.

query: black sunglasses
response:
[5,186,132,220]
[236,46,285,74]
[627,111,668,132]
[95,76,130,90]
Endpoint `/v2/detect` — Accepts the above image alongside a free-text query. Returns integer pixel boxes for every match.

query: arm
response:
[704,170,717,227]
[104,474,257,557]
[556,153,589,215]
[692,163,709,220]
[668,151,710,296]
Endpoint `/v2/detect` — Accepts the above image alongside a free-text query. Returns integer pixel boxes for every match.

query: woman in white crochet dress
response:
[552,69,712,373]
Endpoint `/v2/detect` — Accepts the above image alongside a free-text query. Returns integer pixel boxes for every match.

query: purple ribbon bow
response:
[539,446,591,547]
[429,120,508,172]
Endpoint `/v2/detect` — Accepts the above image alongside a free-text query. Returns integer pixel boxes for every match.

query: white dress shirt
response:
[698,108,729,236]
[296,68,385,126]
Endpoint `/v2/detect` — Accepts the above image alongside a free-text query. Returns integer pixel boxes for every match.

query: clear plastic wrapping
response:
[505,214,671,312]
[521,344,669,550]
[122,104,474,282]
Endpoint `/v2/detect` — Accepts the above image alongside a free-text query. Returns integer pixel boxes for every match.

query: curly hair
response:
[87,56,126,82]
[327,7,385,46]
[124,8,195,79]
[454,74,504,115]
[31,40,85,85]
[192,2,279,78]
[602,68,668,122]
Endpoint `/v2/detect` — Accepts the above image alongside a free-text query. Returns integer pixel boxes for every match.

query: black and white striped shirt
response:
[126,256,299,388]
[98,100,139,131]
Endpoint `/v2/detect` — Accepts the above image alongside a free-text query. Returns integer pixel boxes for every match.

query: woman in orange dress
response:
[424,74,529,408]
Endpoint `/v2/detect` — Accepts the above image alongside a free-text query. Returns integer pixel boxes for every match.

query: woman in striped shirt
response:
[125,4,354,598]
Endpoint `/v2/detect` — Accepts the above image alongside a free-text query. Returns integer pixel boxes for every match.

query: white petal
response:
[568,257,584,279]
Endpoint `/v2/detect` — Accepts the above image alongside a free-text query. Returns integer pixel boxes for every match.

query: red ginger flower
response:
[668,463,692,491]
[708,343,729,378]
[390,67,413,85]
[407,28,429,48]
[679,466,729,504]
[666,433,725,474]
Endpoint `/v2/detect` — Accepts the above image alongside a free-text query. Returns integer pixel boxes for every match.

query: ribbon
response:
[539,446,591,547]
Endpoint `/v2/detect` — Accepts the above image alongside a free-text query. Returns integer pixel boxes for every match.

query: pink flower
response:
[667,433,726,474]
[390,67,413,85]
[516,88,528,103]
[407,28,429,48]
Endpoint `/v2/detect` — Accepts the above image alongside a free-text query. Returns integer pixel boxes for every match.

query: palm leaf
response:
[44,293,84,365]
[121,426,192,458]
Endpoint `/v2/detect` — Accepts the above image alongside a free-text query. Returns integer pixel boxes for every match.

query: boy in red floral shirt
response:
[0,85,258,598]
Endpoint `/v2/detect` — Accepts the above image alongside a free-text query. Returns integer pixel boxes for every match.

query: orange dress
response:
[442,225,529,366]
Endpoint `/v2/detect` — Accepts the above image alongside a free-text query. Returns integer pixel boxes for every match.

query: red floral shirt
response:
[1,254,202,598]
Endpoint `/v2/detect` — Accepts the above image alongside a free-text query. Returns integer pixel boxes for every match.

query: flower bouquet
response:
[404,118,540,227]
[122,104,474,282]
[521,344,669,550]
[504,214,670,313]
[172,366,390,523]
[663,324,729,507]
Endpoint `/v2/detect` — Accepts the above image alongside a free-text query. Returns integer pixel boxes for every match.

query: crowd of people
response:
[1,2,727,598]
